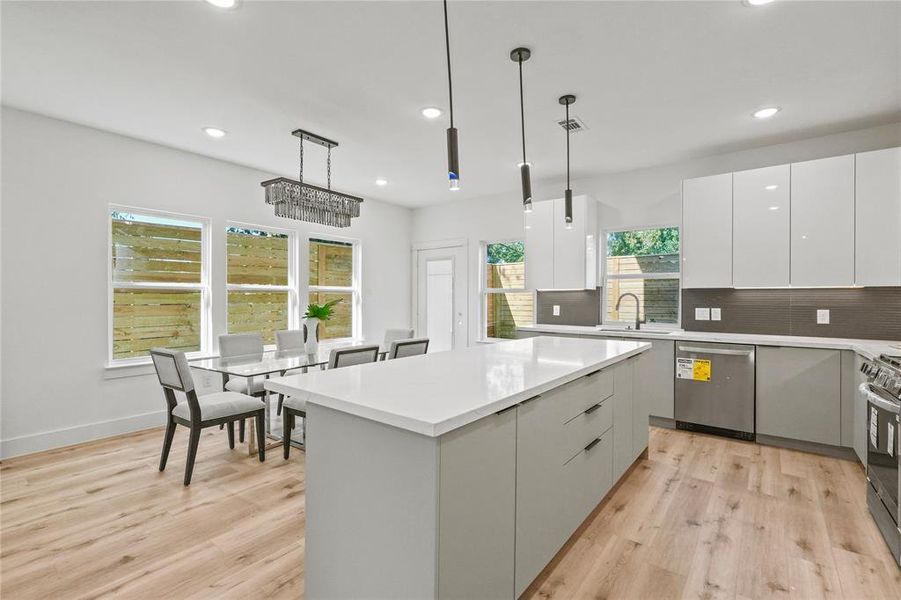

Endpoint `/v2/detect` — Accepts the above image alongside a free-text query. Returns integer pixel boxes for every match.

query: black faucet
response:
[614,292,644,331]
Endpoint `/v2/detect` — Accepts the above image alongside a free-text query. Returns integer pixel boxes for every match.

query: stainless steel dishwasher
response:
[675,342,756,441]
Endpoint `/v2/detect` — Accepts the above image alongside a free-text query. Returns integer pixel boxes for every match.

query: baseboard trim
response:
[0,409,167,459]
[756,434,858,461]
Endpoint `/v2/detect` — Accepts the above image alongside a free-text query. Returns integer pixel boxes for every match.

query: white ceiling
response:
[2,1,899,208]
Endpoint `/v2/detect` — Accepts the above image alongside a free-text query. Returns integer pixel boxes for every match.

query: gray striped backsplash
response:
[536,289,601,326]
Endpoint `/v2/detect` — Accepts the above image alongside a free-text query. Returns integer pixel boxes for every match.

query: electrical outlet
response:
[695,307,710,321]
[552,305,561,317]
[817,309,830,325]
[711,308,722,321]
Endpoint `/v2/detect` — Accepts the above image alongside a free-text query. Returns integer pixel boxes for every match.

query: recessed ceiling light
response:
[205,0,238,8]
[753,106,781,119]
[202,127,227,138]
[421,107,442,119]
[765,184,779,190]
[769,206,780,211]
[744,0,774,6]
[375,178,388,186]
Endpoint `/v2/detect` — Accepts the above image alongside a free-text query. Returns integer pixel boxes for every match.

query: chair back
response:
[383,328,414,346]
[150,348,195,392]
[219,333,264,358]
[389,338,430,360]
[328,345,381,369]
[275,329,305,352]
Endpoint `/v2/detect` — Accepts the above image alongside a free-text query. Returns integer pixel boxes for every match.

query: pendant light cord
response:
[519,57,526,165]
[565,101,571,189]
[443,0,454,129]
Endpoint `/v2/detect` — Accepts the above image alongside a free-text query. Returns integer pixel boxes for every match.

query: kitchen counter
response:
[517,324,901,360]
[265,335,649,437]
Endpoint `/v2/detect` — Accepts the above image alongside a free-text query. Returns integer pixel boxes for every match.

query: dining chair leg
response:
[277,393,284,416]
[283,411,292,460]
[159,417,176,471]
[255,412,266,462]
[239,418,245,443]
[226,421,235,449]
[184,427,201,486]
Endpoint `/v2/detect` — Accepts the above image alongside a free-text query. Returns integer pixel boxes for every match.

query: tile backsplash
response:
[682,287,901,340]
[536,289,601,326]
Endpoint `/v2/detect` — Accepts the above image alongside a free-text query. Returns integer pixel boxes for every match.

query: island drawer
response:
[560,395,613,463]
[560,431,613,534]
[553,368,615,424]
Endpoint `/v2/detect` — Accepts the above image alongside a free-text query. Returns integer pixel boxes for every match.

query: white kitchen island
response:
[265,336,651,599]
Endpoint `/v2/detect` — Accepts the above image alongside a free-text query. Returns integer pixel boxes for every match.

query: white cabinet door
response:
[856,147,901,286]
[682,173,733,288]
[733,165,790,287]
[524,199,555,290]
[552,194,597,289]
[790,155,855,286]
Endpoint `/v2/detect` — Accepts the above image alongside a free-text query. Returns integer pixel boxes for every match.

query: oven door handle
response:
[859,383,901,414]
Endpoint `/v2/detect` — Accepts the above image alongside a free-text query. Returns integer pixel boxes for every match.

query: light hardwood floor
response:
[1,426,899,599]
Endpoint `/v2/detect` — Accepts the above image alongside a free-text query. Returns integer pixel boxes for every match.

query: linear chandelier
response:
[261,129,363,228]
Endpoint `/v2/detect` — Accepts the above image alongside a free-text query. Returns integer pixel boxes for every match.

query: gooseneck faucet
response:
[614,292,644,331]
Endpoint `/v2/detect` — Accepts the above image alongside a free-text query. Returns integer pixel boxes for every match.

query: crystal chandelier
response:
[261,129,363,228]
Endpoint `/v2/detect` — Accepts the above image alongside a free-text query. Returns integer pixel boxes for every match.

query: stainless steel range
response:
[860,353,901,567]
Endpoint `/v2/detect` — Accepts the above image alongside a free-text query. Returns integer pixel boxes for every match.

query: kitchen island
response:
[265,336,651,599]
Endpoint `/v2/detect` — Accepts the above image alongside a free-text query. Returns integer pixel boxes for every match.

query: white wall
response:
[0,107,413,458]
[412,122,901,344]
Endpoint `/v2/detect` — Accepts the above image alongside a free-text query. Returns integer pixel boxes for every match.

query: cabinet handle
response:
[519,394,541,406]
[584,437,602,452]
[584,400,605,415]
[584,369,603,378]
[495,404,517,416]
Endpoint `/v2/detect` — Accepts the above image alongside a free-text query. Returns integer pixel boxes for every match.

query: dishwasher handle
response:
[677,345,754,357]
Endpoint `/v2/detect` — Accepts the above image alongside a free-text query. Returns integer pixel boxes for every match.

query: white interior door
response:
[416,245,467,351]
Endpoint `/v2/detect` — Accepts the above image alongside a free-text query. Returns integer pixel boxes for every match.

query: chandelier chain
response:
[298,138,305,184]
[327,146,332,190]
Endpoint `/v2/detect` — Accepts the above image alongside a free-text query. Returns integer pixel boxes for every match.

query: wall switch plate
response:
[552,305,561,317]
[817,309,830,325]
[695,307,711,321]
[711,308,722,321]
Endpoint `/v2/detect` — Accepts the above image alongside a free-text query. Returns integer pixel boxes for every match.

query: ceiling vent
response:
[557,116,587,132]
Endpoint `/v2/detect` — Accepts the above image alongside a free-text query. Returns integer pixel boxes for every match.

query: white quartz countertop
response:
[264,336,650,437]
[516,324,901,360]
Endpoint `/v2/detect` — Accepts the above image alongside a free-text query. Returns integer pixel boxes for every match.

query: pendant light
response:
[559,94,576,229]
[511,47,532,212]
[443,0,460,191]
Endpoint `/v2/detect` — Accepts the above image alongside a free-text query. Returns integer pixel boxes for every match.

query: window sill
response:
[104,353,218,380]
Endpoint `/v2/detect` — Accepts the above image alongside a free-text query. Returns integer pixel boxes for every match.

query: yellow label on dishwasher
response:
[693,359,711,382]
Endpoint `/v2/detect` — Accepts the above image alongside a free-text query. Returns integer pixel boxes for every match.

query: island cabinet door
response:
[613,360,636,479]
[437,407,516,600]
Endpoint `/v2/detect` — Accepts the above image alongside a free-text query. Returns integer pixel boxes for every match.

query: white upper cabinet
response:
[855,147,901,286]
[733,165,790,287]
[682,173,733,288]
[790,155,855,287]
[524,200,555,290]
[524,195,597,290]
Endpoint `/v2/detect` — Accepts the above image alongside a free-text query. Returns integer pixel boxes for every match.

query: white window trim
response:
[479,239,535,342]
[225,222,298,348]
[600,224,682,331]
[107,204,212,367]
[306,234,362,342]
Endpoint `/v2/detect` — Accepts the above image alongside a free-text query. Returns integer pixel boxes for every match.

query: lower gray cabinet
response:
[852,353,869,465]
[613,359,635,480]
[756,347,842,445]
[635,339,675,419]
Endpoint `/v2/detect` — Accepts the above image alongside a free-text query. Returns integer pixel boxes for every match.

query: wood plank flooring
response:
[1,426,898,599]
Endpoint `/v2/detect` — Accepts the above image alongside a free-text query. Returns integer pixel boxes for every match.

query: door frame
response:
[411,238,469,349]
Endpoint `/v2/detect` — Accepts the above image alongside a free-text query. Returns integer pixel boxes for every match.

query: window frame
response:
[107,205,212,366]
[225,221,299,348]
[479,239,535,342]
[306,234,362,342]
[600,223,682,331]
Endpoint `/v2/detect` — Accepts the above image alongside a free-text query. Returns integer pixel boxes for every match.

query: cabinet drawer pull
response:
[584,400,605,415]
[519,394,541,406]
[584,437,602,452]
[495,404,517,416]
[584,369,603,378]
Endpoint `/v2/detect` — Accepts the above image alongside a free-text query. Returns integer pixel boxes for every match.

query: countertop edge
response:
[264,341,651,437]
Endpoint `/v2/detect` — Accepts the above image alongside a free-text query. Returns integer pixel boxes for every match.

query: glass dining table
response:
[189,343,388,455]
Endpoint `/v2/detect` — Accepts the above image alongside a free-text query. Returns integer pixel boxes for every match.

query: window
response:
[226,226,294,345]
[482,241,534,339]
[603,227,680,327]
[110,209,209,362]
[308,237,359,340]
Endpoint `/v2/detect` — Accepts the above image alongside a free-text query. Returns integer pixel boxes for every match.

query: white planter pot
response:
[304,318,321,355]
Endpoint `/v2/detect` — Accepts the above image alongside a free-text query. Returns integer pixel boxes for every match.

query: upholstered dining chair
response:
[274,329,307,416]
[382,328,414,359]
[282,344,381,459]
[218,333,265,442]
[388,337,430,360]
[150,348,265,485]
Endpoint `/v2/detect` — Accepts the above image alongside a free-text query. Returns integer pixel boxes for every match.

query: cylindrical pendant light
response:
[511,47,532,212]
[443,0,460,191]
[559,94,576,229]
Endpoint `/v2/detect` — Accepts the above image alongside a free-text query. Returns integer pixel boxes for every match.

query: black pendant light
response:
[559,94,576,229]
[511,47,532,212]
[443,0,460,191]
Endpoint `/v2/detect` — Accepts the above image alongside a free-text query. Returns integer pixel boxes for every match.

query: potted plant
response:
[303,298,342,354]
